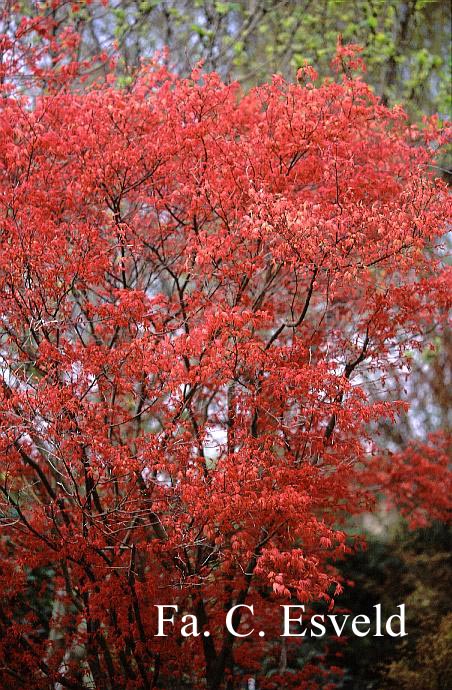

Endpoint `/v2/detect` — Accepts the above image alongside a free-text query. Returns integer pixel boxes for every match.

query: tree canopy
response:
[0,3,450,689]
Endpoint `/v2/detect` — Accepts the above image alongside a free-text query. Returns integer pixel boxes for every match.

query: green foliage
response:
[29,0,448,119]
[385,613,452,690]
[336,523,452,689]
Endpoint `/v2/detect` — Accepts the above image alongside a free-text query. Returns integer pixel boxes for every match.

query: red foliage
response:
[365,432,452,528]
[0,7,450,689]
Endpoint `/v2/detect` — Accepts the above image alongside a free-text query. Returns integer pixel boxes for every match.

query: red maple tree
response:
[0,7,450,689]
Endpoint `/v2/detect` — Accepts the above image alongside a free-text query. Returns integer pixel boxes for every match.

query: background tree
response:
[10,0,451,118]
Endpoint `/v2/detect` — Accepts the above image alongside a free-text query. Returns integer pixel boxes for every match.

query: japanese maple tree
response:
[0,7,451,689]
